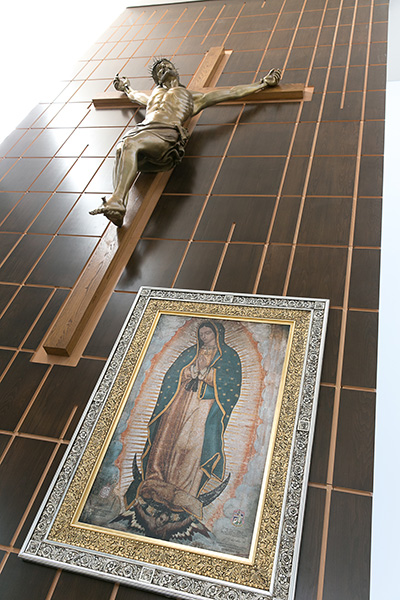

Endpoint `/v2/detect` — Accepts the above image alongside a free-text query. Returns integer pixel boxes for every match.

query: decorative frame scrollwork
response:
[20,287,329,600]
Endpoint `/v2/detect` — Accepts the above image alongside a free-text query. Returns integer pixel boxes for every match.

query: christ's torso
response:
[143,85,194,127]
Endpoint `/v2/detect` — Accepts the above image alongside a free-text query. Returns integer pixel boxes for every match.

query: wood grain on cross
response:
[39,47,311,363]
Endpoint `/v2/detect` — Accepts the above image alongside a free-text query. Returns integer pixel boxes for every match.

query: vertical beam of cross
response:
[40,47,229,360]
[38,47,310,362]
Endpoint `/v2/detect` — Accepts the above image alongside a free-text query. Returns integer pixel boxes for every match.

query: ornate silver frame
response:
[20,287,329,600]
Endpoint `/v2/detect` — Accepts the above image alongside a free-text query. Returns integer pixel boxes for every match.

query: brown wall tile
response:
[0,193,50,233]
[348,248,380,309]
[84,291,135,357]
[215,244,264,293]
[27,193,77,234]
[0,158,49,192]
[0,232,20,262]
[29,157,76,192]
[323,491,371,600]
[185,125,234,157]
[362,120,385,155]
[27,236,98,287]
[295,487,326,600]
[256,244,292,295]
[0,352,48,431]
[52,570,114,600]
[0,350,15,378]
[315,122,359,155]
[20,358,105,439]
[143,195,205,240]
[117,583,167,600]
[307,157,357,197]
[0,234,51,283]
[195,196,276,243]
[288,246,348,306]
[364,90,385,119]
[174,241,222,290]
[0,432,11,455]
[342,310,378,389]
[165,157,219,195]
[358,156,384,197]
[292,122,316,156]
[0,283,18,313]
[223,50,264,73]
[321,308,342,384]
[0,437,55,544]
[322,91,363,121]
[298,197,352,246]
[0,286,52,348]
[0,553,55,600]
[270,197,301,243]
[22,289,70,351]
[333,389,375,491]
[15,445,66,546]
[22,129,73,158]
[213,157,286,195]
[0,192,24,222]
[117,239,187,292]
[309,386,335,484]
[228,123,294,156]
[354,197,382,247]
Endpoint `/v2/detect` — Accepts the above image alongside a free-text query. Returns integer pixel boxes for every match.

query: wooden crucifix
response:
[39,47,311,362]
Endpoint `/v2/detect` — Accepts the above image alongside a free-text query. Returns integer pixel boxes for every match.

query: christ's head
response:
[151,58,180,86]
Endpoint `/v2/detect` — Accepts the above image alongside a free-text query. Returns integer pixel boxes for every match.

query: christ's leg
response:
[89,138,139,227]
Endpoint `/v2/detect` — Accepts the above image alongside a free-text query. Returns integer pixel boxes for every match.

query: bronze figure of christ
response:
[90,58,281,227]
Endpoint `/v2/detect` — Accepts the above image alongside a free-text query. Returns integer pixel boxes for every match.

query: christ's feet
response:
[89,197,126,227]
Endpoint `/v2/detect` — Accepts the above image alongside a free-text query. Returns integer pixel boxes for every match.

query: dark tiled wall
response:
[0,0,385,598]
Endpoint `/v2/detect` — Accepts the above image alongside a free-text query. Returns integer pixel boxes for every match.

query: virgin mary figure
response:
[135,320,242,521]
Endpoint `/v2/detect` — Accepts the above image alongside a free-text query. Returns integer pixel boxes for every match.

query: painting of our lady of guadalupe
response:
[79,315,290,560]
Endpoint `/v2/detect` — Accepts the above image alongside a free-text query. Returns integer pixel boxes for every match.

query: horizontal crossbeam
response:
[92,83,307,109]
[40,47,229,360]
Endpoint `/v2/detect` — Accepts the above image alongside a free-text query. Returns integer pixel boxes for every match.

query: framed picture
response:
[20,287,329,600]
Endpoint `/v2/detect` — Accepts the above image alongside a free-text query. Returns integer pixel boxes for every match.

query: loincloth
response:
[121,122,189,172]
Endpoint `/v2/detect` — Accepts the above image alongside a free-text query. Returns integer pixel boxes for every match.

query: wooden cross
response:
[37,47,312,364]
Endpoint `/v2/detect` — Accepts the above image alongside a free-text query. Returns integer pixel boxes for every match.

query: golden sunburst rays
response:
[114,316,288,524]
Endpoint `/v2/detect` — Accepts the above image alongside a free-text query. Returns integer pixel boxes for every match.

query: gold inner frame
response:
[48,299,311,589]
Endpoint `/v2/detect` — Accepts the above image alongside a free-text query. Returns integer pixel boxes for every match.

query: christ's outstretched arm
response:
[113,74,150,106]
[191,68,281,116]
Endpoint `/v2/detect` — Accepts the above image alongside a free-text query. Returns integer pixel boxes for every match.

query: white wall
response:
[371,0,400,596]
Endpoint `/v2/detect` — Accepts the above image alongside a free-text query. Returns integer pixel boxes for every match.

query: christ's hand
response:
[114,74,131,92]
[261,68,282,87]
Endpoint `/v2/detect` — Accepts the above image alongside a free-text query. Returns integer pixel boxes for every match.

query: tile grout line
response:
[253,0,331,294]
[315,1,375,599]
[9,405,78,547]
[249,0,289,83]
[0,430,70,445]
[308,481,373,497]
[108,583,120,600]
[340,0,359,108]
[170,45,248,288]
[171,6,208,59]
[210,222,236,291]
[0,365,53,467]
[221,3,247,48]
[201,5,226,45]
[44,569,62,600]
[282,0,347,298]
[170,104,246,288]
